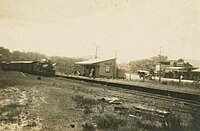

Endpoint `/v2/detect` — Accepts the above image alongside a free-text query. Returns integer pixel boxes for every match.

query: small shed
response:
[75,58,117,78]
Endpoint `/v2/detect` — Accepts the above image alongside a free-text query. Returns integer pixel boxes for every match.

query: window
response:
[106,65,110,73]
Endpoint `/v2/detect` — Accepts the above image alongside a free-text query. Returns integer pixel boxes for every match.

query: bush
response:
[191,111,200,130]
[95,114,128,130]
[82,122,96,131]
[162,81,168,85]
[72,95,99,108]
[84,106,93,114]
[167,115,185,131]
[192,81,200,87]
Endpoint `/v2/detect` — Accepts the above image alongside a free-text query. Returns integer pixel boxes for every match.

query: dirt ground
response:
[0,71,200,131]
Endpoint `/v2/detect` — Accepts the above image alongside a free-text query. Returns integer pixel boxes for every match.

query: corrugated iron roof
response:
[75,58,116,65]
[138,70,149,74]
[9,61,36,64]
[165,67,185,70]
[192,69,200,72]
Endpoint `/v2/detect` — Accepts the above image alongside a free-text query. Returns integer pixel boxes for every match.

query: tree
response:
[10,51,24,60]
[50,56,85,74]
[10,51,47,61]
[151,55,168,63]
[129,59,155,73]
[129,55,168,73]
[0,46,11,60]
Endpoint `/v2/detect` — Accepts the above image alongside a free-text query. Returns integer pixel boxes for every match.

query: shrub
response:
[84,106,93,114]
[192,81,200,87]
[162,81,168,85]
[189,111,200,130]
[95,114,127,130]
[82,122,96,131]
[72,95,99,108]
[167,115,185,131]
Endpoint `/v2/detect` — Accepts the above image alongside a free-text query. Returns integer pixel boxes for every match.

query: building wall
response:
[83,66,91,77]
[83,64,100,77]
[95,65,99,77]
[80,59,117,78]
[192,72,200,80]
[98,59,116,78]
[156,59,195,80]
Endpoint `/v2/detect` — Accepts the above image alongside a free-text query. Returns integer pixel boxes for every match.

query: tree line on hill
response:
[0,46,84,74]
[128,55,168,73]
[3,46,190,75]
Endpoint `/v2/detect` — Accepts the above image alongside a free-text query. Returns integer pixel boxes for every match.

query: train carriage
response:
[1,60,55,77]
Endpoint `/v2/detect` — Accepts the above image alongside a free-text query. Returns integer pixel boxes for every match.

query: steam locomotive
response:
[0,59,56,77]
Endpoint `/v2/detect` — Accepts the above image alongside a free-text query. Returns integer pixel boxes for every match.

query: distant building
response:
[0,54,2,70]
[75,58,125,79]
[191,69,200,81]
[177,59,184,67]
[156,59,196,80]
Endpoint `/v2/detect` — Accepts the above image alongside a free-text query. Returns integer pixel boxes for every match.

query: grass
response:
[190,111,200,130]
[95,114,129,130]
[83,106,93,114]
[82,122,96,131]
[0,79,21,88]
[1,71,199,130]
[72,95,99,108]
[92,106,196,131]
[71,94,199,130]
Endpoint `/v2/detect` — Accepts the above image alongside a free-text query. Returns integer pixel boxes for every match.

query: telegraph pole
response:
[114,50,117,78]
[95,46,98,59]
[159,47,162,83]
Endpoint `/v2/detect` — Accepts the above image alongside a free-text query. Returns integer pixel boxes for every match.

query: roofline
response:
[9,61,37,64]
[75,58,117,65]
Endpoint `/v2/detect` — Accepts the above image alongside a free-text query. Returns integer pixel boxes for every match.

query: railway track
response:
[102,87,200,115]
[55,75,200,102]
[78,79,200,115]
[55,74,200,115]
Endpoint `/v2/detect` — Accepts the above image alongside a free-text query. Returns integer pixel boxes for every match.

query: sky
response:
[0,0,200,63]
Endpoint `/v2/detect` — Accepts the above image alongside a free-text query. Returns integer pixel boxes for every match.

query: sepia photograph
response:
[0,0,200,130]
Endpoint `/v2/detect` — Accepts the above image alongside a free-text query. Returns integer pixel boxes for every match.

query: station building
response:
[75,58,118,78]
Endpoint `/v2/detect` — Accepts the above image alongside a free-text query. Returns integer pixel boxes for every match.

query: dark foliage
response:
[72,95,99,108]
[95,114,127,129]
[82,122,96,131]
[0,47,11,61]
[129,55,168,73]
